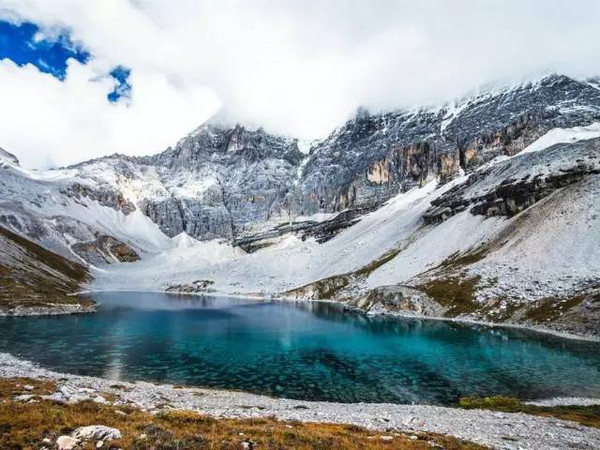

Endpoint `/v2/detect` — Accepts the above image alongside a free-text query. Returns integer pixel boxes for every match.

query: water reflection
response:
[0,291,598,405]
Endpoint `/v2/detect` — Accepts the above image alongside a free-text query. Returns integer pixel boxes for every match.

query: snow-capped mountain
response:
[1,74,599,336]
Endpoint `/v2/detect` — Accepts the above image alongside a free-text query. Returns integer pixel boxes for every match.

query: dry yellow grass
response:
[0,378,486,450]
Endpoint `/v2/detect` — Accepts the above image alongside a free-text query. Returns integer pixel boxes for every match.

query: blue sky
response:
[0,20,130,102]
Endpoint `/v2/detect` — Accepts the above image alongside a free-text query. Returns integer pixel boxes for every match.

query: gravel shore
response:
[1,353,599,450]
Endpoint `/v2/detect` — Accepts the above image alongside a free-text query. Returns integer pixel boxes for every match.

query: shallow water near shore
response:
[0,291,599,405]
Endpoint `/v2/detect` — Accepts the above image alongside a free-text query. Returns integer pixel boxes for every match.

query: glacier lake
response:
[0,291,599,405]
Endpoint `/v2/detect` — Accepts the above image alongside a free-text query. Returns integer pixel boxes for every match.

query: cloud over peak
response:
[0,0,599,167]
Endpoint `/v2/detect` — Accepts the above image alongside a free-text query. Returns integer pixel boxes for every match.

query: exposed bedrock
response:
[295,75,600,220]
[423,138,600,224]
[234,206,375,252]
[61,182,136,215]
[48,75,600,242]
[71,234,141,266]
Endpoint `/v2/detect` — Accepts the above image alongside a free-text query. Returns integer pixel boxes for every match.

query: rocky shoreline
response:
[129,286,600,342]
[358,302,600,342]
[0,302,96,317]
[1,352,599,449]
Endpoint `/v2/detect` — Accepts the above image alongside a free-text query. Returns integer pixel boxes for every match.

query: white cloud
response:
[0,58,220,167]
[1,0,600,167]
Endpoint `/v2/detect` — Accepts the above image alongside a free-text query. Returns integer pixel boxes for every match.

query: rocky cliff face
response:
[50,75,600,244]
[3,75,600,249]
[142,124,304,240]
[296,75,600,216]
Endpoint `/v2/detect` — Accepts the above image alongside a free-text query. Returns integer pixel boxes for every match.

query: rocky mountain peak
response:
[5,73,599,246]
[152,122,303,169]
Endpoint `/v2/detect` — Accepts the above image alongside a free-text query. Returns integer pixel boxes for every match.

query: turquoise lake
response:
[0,291,599,405]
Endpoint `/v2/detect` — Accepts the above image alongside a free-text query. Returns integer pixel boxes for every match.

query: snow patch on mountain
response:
[520,122,600,155]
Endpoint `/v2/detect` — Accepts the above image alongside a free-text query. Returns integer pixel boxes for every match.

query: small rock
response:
[79,388,96,394]
[72,425,122,442]
[138,433,147,439]
[23,384,34,391]
[42,438,51,444]
[56,435,79,450]
[115,410,128,417]
[96,441,104,448]
[402,416,416,426]
[60,385,76,397]
[93,395,107,404]
[68,394,90,404]
[410,435,418,440]
[380,435,393,441]
[15,394,35,402]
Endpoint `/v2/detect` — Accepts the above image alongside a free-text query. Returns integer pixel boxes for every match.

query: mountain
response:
[297,74,600,214]
[1,74,599,336]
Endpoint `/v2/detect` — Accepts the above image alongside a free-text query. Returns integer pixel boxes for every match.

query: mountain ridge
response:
[1,73,599,337]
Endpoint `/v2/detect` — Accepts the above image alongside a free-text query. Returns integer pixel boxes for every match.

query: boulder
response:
[56,436,79,450]
[72,425,122,442]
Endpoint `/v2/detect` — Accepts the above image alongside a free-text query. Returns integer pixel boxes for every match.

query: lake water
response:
[0,291,599,405]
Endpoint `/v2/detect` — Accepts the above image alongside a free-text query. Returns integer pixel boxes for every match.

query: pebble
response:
[380,435,393,441]
[79,387,96,394]
[93,395,107,404]
[68,394,91,404]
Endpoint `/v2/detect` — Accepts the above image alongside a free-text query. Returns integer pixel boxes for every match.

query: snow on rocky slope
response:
[6,73,599,246]
[1,74,599,335]
[94,124,600,337]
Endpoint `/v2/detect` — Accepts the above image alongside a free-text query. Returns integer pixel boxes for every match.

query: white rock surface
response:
[56,436,79,450]
[72,425,122,442]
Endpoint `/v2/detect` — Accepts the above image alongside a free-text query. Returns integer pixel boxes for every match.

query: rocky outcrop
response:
[424,138,600,224]
[359,285,444,317]
[71,234,140,265]
[72,425,122,442]
[42,75,600,243]
[0,147,19,166]
[234,206,375,252]
[62,182,136,215]
[56,425,122,450]
[136,123,304,239]
[297,75,600,218]
[165,279,215,294]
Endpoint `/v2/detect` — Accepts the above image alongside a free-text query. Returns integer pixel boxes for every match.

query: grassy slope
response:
[0,226,93,311]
